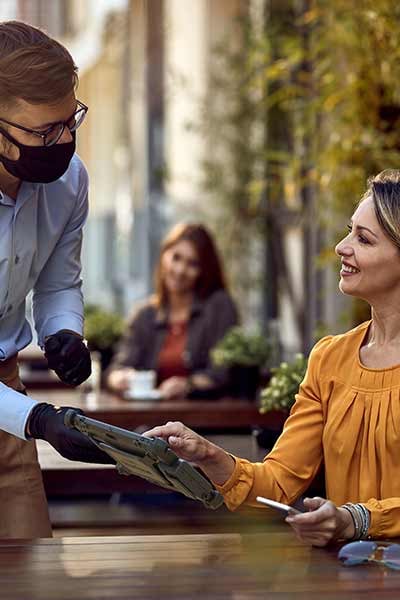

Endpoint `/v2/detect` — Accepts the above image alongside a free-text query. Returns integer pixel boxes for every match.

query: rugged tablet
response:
[64,410,224,510]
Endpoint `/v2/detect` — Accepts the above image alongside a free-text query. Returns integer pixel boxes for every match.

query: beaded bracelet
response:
[341,502,370,540]
[355,503,370,539]
[342,503,360,540]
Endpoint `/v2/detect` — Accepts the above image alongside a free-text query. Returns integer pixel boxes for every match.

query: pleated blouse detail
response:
[215,321,400,538]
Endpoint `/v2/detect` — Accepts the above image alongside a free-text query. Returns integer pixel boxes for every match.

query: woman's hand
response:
[106,367,136,392]
[285,497,355,547]
[158,376,190,400]
[143,421,235,485]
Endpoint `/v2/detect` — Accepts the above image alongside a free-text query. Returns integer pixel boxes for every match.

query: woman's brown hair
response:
[153,223,228,307]
[0,21,78,110]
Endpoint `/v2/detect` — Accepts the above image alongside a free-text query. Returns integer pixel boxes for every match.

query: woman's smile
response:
[340,261,360,277]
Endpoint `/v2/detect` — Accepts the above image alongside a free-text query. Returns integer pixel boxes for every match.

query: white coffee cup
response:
[128,370,157,399]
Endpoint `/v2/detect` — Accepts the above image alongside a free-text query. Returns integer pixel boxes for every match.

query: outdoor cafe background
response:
[2,0,400,534]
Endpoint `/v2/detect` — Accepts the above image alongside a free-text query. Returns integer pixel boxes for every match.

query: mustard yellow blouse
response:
[216,321,400,538]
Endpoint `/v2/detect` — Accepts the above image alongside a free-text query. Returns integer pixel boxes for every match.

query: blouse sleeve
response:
[214,336,333,511]
[363,498,400,538]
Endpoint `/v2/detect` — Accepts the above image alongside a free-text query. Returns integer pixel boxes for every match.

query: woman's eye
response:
[346,225,369,244]
[358,235,369,244]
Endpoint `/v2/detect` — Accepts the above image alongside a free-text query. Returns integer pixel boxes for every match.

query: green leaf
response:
[84,304,124,351]
[259,354,308,413]
[211,326,271,368]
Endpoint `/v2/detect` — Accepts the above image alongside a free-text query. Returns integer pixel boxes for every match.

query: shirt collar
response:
[0,189,14,207]
[0,181,40,207]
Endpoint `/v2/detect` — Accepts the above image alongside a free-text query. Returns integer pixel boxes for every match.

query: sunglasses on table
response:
[338,540,400,570]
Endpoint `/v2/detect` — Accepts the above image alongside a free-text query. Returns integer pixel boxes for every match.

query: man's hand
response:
[44,330,91,386]
[285,497,355,547]
[28,403,115,464]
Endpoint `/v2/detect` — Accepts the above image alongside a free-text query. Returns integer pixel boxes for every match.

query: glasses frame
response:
[338,540,400,571]
[0,100,88,147]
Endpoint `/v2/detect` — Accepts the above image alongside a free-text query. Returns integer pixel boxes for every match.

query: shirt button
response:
[15,255,19,264]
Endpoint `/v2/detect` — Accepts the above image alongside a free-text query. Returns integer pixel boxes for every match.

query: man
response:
[0,21,113,538]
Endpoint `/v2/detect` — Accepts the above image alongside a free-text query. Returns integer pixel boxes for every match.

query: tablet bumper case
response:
[64,410,224,510]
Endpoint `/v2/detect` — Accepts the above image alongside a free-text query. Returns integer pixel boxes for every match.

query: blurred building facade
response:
[0,0,347,357]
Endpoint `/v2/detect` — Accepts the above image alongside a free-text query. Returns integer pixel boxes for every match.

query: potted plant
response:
[259,353,307,413]
[84,304,124,372]
[211,326,271,399]
[255,353,307,448]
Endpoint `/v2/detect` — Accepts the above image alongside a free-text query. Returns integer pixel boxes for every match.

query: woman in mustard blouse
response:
[145,169,400,546]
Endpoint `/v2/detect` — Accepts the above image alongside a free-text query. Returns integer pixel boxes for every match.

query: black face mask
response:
[0,128,75,183]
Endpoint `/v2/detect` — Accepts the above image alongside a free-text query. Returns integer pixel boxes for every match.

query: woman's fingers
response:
[158,378,187,400]
[287,498,335,526]
[285,497,339,547]
[288,520,336,537]
[303,496,325,511]
[288,519,336,546]
[142,421,208,463]
[168,435,184,447]
[142,421,188,441]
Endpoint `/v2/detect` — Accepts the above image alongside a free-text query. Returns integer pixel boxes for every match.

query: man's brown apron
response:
[0,355,52,538]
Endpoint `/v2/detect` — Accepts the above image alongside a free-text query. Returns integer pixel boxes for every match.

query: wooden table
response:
[0,528,398,599]
[30,389,287,431]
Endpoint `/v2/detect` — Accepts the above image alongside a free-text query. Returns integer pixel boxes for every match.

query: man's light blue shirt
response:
[0,154,88,439]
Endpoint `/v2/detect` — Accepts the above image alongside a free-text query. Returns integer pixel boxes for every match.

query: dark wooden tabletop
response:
[30,389,287,431]
[0,528,397,599]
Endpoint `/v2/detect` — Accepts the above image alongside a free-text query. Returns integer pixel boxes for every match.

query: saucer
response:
[124,389,162,401]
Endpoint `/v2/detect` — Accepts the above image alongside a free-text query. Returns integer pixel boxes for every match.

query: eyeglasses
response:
[338,540,400,570]
[0,100,88,147]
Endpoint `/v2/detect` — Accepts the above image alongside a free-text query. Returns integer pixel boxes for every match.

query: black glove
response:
[29,403,115,464]
[44,330,91,386]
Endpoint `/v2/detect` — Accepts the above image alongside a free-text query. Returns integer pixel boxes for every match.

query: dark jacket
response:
[109,289,239,392]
